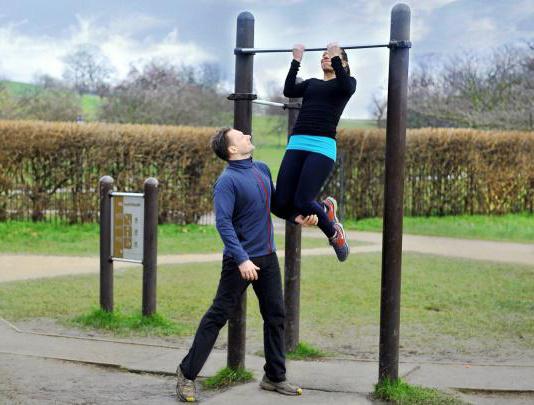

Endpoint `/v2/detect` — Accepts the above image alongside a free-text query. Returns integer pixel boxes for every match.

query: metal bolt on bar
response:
[234,41,410,55]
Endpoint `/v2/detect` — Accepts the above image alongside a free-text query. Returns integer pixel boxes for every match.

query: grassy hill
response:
[1,80,103,121]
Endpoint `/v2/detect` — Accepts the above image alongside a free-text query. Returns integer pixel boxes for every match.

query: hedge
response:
[0,120,224,223]
[1,121,532,223]
[331,128,534,218]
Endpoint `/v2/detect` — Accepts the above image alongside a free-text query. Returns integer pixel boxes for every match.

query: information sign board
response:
[111,195,144,262]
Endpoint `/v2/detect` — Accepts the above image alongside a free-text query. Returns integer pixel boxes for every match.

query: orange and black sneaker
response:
[329,222,350,262]
[323,196,339,223]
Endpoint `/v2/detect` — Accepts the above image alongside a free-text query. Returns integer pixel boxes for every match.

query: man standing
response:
[176,127,316,402]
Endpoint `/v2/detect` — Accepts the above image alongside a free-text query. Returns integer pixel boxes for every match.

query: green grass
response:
[1,80,37,95]
[2,213,529,257]
[0,221,327,256]
[251,115,286,179]
[286,341,326,360]
[339,118,377,129]
[347,213,534,243]
[374,378,464,404]
[1,253,532,355]
[202,367,254,389]
[81,94,103,121]
[72,307,186,336]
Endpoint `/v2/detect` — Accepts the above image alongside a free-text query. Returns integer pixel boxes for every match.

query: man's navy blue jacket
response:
[214,158,277,264]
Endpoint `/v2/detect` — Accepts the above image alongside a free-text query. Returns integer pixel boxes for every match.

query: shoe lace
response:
[183,379,195,390]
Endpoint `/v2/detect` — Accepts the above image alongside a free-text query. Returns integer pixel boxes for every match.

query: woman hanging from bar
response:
[273,42,356,262]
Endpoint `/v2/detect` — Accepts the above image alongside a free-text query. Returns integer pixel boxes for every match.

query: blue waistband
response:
[286,135,336,161]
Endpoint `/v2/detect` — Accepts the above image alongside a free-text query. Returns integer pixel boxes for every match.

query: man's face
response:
[226,129,255,157]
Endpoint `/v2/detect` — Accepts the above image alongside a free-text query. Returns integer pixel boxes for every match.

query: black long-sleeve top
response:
[283,56,356,139]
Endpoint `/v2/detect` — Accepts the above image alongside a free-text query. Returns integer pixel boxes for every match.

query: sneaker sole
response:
[176,392,196,403]
[335,223,350,262]
[339,244,350,262]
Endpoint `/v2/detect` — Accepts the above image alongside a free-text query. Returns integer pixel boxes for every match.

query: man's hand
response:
[327,42,342,58]
[292,43,305,62]
[295,214,319,227]
[238,260,260,281]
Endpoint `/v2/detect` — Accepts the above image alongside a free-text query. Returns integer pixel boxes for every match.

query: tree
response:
[0,75,81,122]
[370,92,387,128]
[99,59,230,126]
[370,44,534,130]
[13,85,81,122]
[62,44,114,96]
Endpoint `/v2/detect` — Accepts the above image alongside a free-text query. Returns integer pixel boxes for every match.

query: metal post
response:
[379,3,411,382]
[284,88,302,352]
[228,11,254,370]
[142,177,159,316]
[99,176,114,312]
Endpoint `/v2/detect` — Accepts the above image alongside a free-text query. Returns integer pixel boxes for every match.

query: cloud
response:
[0,13,212,83]
[0,0,531,118]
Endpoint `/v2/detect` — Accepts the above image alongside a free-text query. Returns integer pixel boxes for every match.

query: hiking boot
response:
[259,374,303,396]
[329,222,350,262]
[176,366,197,402]
[323,196,339,223]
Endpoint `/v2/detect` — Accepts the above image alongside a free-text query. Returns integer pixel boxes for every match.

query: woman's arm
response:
[331,56,356,95]
[327,42,356,95]
[283,44,310,98]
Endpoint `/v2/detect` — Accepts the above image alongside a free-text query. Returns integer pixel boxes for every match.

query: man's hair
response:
[340,48,351,76]
[211,127,232,161]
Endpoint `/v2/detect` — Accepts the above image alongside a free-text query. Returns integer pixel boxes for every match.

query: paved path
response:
[1,230,532,283]
[1,318,533,404]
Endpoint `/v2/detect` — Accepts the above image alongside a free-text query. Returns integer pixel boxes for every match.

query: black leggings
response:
[273,149,336,238]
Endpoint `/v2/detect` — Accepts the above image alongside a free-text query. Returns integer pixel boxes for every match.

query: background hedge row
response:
[0,121,223,223]
[330,128,534,218]
[0,120,532,223]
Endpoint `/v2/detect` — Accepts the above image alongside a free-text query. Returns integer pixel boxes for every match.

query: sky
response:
[0,0,532,118]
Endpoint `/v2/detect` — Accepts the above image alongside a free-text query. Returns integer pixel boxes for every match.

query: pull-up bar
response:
[252,99,301,110]
[228,4,411,386]
[234,40,411,55]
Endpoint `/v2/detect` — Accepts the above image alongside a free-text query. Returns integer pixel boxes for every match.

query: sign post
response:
[111,192,145,262]
[99,176,159,315]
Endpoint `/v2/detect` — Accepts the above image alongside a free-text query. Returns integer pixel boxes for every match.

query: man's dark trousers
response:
[179,252,286,382]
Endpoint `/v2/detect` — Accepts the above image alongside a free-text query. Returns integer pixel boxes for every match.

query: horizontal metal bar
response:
[253,99,285,108]
[110,192,144,198]
[235,43,390,55]
[111,257,143,264]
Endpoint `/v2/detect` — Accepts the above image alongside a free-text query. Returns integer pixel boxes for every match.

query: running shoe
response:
[176,366,197,402]
[259,374,303,396]
[329,222,350,262]
[323,196,339,223]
